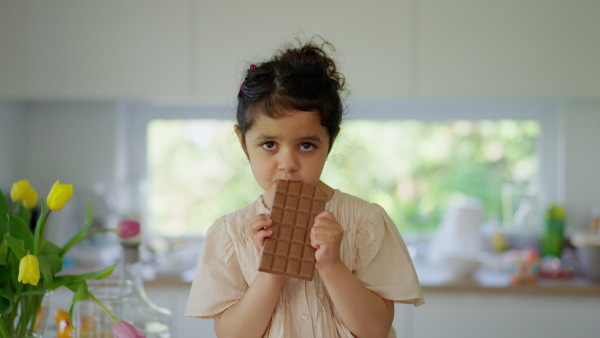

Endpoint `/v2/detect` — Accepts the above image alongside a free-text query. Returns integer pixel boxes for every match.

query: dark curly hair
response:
[237,38,346,152]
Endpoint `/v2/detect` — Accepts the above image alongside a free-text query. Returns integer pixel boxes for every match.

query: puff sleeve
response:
[184,217,249,317]
[353,204,424,306]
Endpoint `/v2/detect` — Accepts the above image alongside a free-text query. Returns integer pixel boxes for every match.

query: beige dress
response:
[185,190,424,338]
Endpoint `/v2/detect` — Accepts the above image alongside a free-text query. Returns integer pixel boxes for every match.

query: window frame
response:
[119,99,563,237]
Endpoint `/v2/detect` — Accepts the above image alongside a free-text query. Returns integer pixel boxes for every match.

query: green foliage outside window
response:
[147,119,539,238]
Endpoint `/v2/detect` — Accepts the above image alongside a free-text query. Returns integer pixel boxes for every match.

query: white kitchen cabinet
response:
[2,1,598,100]
[412,292,600,338]
[0,0,191,99]
[145,285,217,338]
[414,0,600,98]
[193,0,413,100]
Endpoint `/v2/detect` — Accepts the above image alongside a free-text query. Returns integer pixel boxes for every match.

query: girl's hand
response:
[311,211,344,269]
[246,213,273,252]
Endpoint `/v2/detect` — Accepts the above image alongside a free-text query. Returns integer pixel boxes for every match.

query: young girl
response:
[185,39,424,338]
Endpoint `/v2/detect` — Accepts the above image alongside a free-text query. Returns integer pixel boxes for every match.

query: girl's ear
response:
[234,124,248,154]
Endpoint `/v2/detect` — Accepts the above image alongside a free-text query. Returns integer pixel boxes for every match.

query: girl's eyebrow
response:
[254,133,274,142]
[302,136,324,143]
[253,134,323,143]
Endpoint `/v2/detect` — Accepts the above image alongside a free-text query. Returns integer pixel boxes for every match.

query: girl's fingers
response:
[246,213,274,251]
[254,229,272,241]
[311,220,340,244]
[247,213,272,233]
[314,210,335,223]
[310,227,335,245]
[310,211,343,262]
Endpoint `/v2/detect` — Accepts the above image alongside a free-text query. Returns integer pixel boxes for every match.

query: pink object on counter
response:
[116,220,141,239]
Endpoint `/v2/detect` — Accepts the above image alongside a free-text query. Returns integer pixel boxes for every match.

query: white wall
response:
[23,102,121,242]
[563,101,600,231]
[25,101,119,195]
[0,101,27,191]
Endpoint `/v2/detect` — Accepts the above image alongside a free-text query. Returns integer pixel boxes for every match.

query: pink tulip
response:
[113,321,146,338]
[116,220,141,239]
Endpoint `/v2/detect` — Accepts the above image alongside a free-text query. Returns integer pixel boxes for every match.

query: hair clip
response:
[240,65,258,92]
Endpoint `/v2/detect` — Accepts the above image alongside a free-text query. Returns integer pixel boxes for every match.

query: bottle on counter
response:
[512,196,542,250]
[541,204,565,258]
[118,219,172,338]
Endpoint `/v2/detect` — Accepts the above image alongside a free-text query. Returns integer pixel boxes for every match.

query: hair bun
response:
[275,39,346,91]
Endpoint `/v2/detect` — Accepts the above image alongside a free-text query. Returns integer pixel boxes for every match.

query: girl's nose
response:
[277,150,299,173]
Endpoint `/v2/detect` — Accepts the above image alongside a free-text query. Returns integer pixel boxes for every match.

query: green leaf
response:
[16,289,47,296]
[18,204,31,227]
[0,190,8,236]
[4,235,26,260]
[49,264,116,290]
[41,239,62,256]
[60,198,93,257]
[37,255,53,289]
[0,240,7,266]
[0,265,10,288]
[33,200,47,256]
[46,254,62,275]
[8,252,21,292]
[0,294,13,316]
[8,215,33,252]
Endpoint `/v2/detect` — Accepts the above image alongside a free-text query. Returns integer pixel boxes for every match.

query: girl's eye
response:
[262,141,276,150]
[299,142,316,151]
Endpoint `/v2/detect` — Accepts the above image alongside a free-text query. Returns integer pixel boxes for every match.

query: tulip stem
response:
[78,228,115,243]
[8,202,17,215]
[60,229,115,257]
[89,293,119,324]
[0,317,10,338]
[33,209,51,256]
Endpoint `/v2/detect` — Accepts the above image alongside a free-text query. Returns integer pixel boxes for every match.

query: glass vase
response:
[0,290,51,338]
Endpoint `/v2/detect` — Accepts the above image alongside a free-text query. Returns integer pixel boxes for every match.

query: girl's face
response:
[236,110,331,204]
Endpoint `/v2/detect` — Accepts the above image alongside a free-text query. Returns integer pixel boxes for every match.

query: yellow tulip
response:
[18,253,40,286]
[22,188,39,209]
[46,180,74,211]
[10,180,32,202]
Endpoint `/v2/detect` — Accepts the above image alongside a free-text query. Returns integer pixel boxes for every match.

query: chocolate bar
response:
[258,180,327,280]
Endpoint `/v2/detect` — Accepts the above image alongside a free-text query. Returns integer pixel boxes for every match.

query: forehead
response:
[247,110,326,136]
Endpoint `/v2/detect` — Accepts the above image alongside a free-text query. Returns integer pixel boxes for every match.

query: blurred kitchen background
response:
[1,1,600,337]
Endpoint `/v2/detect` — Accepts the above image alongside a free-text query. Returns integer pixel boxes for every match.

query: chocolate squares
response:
[258,180,327,280]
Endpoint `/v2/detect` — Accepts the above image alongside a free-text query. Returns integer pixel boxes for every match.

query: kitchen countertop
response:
[145,263,600,297]
[416,265,600,296]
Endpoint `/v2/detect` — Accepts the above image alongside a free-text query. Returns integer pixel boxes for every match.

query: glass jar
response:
[73,280,132,338]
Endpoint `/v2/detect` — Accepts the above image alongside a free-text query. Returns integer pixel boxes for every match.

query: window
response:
[126,100,561,242]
